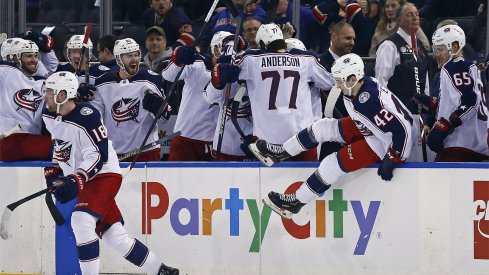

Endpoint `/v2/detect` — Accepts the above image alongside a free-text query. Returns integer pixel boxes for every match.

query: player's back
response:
[236,49,334,143]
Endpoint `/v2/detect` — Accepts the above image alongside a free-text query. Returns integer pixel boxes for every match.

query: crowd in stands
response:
[1,0,488,163]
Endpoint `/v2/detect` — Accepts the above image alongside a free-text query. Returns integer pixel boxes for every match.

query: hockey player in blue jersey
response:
[42,71,178,274]
[249,53,416,219]
[414,25,488,161]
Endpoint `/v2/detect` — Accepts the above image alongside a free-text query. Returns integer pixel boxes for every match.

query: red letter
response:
[142,182,169,234]
[282,181,310,239]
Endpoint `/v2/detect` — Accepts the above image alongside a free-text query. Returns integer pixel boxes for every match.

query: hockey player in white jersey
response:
[0,38,52,161]
[414,25,488,161]
[160,41,219,161]
[42,71,178,274]
[204,32,254,161]
[93,38,169,161]
[57,34,111,101]
[211,23,336,161]
[249,54,415,219]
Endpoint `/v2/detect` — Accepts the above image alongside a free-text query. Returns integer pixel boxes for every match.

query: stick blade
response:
[0,208,13,240]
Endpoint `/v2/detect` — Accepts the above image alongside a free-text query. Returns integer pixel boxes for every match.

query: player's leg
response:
[264,138,381,219]
[71,211,101,274]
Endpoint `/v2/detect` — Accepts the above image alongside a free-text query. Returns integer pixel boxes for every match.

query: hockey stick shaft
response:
[77,23,93,77]
[118,131,181,161]
[0,124,21,140]
[216,0,242,154]
[127,0,220,171]
[45,192,65,226]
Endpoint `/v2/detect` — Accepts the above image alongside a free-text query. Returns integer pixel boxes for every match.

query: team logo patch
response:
[353,120,373,136]
[80,107,93,116]
[53,139,72,163]
[13,88,43,112]
[358,92,370,103]
[111,97,140,125]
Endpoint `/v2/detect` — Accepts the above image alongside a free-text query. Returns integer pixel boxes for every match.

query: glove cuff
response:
[172,46,183,66]
[345,3,362,23]
[211,64,225,90]
[387,148,403,164]
[176,33,195,47]
[448,112,462,128]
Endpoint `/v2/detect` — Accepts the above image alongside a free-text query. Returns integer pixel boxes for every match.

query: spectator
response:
[343,1,376,56]
[242,16,262,49]
[375,2,429,162]
[143,0,195,48]
[96,35,118,70]
[143,26,172,74]
[369,0,430,57]
[197,0,267,52]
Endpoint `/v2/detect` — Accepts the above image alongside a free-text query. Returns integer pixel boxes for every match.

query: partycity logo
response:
[473,181,489,260]
[141,181,380,255]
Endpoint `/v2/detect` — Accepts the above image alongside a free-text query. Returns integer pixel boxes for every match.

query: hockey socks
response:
[283,126,318,156]
[296,171,331,204]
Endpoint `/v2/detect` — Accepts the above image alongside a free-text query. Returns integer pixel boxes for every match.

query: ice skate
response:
[248,139,291,166]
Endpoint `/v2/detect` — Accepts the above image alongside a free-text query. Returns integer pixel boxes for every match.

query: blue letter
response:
[225,188,244,236]
[351,200,380,255]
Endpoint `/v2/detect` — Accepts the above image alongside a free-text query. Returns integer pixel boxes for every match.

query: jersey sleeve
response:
[75,106,109,181]
[40,50,58,73]
[310,56,335,90]
[161,61,188,81]
[204,81,224,104]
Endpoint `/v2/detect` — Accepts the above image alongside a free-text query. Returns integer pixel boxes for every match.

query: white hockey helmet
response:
[210,31,233,57]
[1,38,24,60]
[431,24,465,56]
[114,38,141,72]
[285,38,306,51]
[255,23,283,48]
[67,34,93,61]
[331,53,364,94]
[45,71,79,113]
[10,38,39,60]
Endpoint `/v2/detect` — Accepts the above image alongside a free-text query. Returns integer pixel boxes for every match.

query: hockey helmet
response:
[255,23,283,48]
[331,53,364,94]
[9,38,39,60]
[1,38,24,60]
[113,38,141,72]
[432,24,465,56]
[67,34,93,61]
[45,71,79,112]
[211,31,233,57]
[285,38,306,51]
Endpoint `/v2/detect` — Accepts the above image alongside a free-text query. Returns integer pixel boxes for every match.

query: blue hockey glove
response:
[20,31,55,53]
[211,63,241,89]
[50,174,86,204]
[377,149,402,181]
[44,166,63,192]
[412,94,438,112]
[77,83,97,102]
[172,46,197,66]
[143,92,164,116]
[427,117,456,153]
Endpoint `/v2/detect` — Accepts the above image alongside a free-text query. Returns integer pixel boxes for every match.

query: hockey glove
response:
[44,166,63,192]
[211,64,241,89]
[222,35,247,53]
[21,31,55,53]
[51,174,85,204]
[172,46,198,66]
[143,92,164,116]
[377,148,402,181]
[77,83,97,102]
[412,94,438,112]
[345,3,362,22]
[280,22,296,39]
[427,115,460,153]
[175,32,195,47]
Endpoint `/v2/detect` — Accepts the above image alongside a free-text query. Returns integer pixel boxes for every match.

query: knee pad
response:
[311,118,344,143]
[316,153,346,185]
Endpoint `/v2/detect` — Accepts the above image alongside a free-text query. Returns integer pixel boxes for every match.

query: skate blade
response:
[248,144,274,167]
[262,197,293,220]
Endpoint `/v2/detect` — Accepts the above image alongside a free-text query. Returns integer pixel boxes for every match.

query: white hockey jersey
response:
[437,57,488,155]
[57,63,111,85]
[161,59,219,141]
[343,77,416,160]
[42,103,121,179]
[93,69,166,155]
[235,48,335,143]
[0,61,45,135]
[204,82,253,156]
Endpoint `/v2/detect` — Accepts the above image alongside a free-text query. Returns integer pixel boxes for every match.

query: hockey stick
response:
[118,131,181,161]
[216,0,242,154]
[0,182,62,240]
[0,124,21,140]
[127,0,220,172]
[323,86,342,118]
[230,84,248,140]
[410,28,427,162]
[45,192,65,226]
[76,23,92,78]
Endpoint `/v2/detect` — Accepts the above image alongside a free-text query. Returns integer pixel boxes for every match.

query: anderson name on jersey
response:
[42,103,121,179]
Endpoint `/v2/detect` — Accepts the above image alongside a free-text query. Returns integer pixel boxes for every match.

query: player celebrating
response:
[0,38,52,161]
[212,23,335,161]
[249,53,415,219]
[92,38,169,161]
[42,71,178,274]
[414,25,488,161]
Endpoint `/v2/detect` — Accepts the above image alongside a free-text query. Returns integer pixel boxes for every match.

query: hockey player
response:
[160,41,219,161]
[212,23,336,161]
[249,53,415,219]
[92,38,169,161]
[0,38,52,161]
[57,35,111,101]
[414,25,488,161]
[204,32,254,161]
[42,71,178,274]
